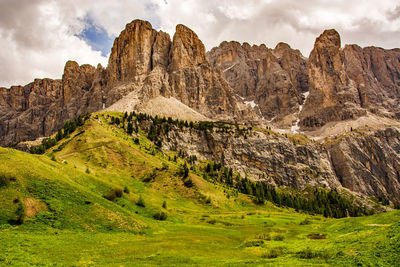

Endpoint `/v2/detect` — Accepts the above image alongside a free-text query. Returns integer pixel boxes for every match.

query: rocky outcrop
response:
[0,79,62,145]
[300,29,366,129]
[343,45,400,117]
[105,20,253,122]
[327,128,400,202]
[207,40,308,123]
[165,128,339,189]
[0,61,107,145]
[106,20,170,85]
[162,125,400,203]
[169,24,207,71]
[300,30,400,130]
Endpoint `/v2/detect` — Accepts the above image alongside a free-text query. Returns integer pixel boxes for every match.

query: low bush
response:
[142,169,157,183]
[255,233,271,240]
[153,211,168,221]
[123,186,130,194]
[297,247,316,259]
[103,188,123,201]
[273,234,285,241]
[0,174,16,188]
[183,178,194,188]
[136,196,145,207]
[15,201,26,225]
[300,218,312,225]
[207,219,216,224]
[242,240,264,247]
[261,247,284,258]
[297,247,333,259]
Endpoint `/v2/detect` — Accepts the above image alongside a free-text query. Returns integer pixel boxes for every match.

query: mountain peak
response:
[170,24,207,70]
[315,29,341,49]
[125,19,153,30]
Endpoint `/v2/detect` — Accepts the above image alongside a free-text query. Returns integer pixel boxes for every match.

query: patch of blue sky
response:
[76,16,114,57]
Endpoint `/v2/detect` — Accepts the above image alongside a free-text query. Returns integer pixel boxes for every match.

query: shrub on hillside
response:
[299,218,312,225]
[307,233,326,239]
[297,247,333,260]
[273,235,285,241]
[261,247,284,258]
[183,178,194,188]
[123,186,130,194]
[153,211,168,221]
[0,174,16,188]
[103,188,123,201]
[297,247,316,259]
[136,196,145,207]
[15,201,26,225]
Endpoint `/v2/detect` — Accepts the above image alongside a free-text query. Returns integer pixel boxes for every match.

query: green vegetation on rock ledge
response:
[0,111,399,266]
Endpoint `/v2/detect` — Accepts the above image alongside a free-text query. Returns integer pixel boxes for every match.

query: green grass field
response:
[0,112,399,266]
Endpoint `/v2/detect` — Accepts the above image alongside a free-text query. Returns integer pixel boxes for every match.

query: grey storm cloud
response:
[0,0,399,87]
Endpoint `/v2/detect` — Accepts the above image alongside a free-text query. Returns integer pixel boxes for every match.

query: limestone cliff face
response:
[327,128,400,202]
[162,125,400,203]
[106,20,169,85]
[169,24,207,71]
[0,61,107,145]
[0,79,62,145]
[343,45,400,117]
[168,25,243,120]
[207,41,308,122]
[105,21,252,121]
[300,30,400,129]
[300,29,366,129]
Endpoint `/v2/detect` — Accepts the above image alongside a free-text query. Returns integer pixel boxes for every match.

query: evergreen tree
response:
[127,122,133,135]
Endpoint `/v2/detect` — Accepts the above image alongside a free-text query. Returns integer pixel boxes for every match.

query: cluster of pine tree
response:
[202,161,372,218]
[112,111,251,139]
[30,114,90,154]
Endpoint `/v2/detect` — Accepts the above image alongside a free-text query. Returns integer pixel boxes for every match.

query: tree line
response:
[202,161,373,218]
[30,114,90,154]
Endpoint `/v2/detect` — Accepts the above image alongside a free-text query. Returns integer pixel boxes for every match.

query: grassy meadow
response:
[0,112,398,266]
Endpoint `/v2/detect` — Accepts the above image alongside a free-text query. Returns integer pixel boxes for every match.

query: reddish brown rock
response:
[169,24,207,71]
[207,40,308,122]
[343,45,400,117]
[300,29,366,129]
[105,21,253,122]
[62,61,96,104]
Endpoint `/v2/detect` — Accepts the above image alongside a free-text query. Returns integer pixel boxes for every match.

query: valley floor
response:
[1,210,400,266]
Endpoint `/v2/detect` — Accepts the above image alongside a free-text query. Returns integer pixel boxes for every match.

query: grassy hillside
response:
[0,112,399,266]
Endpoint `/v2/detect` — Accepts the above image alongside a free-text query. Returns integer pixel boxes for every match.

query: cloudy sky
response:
[0,0,399,87]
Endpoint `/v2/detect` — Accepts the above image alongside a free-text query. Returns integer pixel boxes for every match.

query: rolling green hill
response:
[0,112,399,266]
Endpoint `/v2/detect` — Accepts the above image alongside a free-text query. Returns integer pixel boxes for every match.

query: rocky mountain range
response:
[208,29,400,131]
[207,40,308,127]
[1,19,400,204]
[0,19,255,146]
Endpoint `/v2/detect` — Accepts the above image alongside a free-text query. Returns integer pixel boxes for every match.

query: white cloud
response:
[0,0,399,88]
[0,0,108,87]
